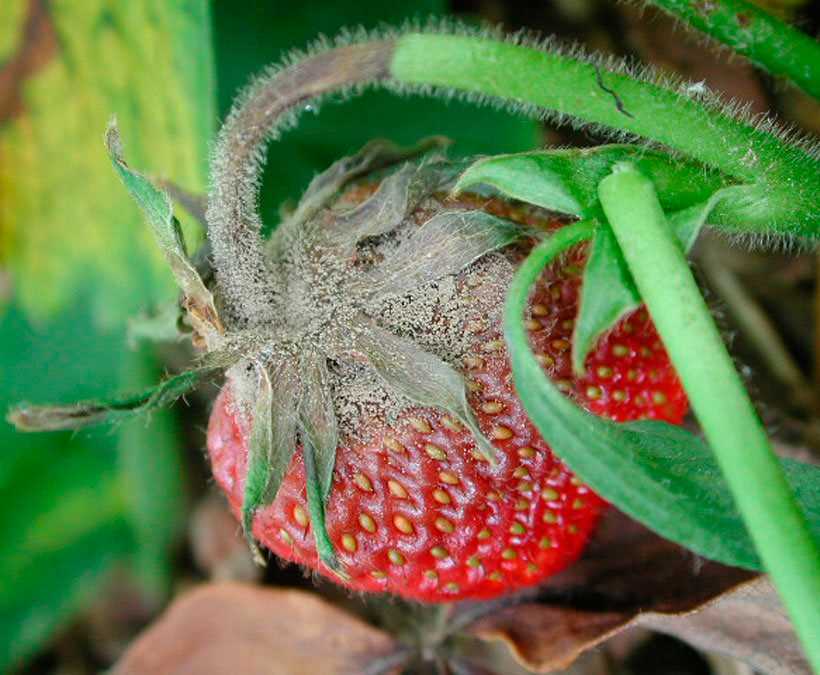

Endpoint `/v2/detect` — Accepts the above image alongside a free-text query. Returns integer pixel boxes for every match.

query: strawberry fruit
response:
[9,135,687,603]
[205,158,687,602]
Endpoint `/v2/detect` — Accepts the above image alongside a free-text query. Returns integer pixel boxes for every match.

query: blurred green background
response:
[0,1,538,670]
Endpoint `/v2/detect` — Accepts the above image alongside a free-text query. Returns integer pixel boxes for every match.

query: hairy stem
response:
[207,28,819,326]
[646,0,820,100]
[390,33,818,235]
[598,163,820,671]
[206,42,394,326]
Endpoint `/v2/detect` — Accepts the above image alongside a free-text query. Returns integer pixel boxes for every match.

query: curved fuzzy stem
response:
[207,27,818,325]
[389,33,818,236]
[207,42,394,326]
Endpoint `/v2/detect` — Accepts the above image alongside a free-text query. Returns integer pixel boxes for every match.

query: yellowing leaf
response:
[0,0,214,324]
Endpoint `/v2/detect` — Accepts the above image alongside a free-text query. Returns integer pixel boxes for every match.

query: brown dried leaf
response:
[114,583,405,675]
[468,510,808,674]
[641,577,809,675]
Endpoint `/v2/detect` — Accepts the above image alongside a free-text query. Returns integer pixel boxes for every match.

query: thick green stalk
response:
[597,163,820,671]
[391,33,820,236]
[647,0,820,100]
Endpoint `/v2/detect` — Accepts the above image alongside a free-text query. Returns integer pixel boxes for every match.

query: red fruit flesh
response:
[207,240,687,602]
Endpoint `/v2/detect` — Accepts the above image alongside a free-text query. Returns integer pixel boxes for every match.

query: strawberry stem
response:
[645,0,820,100]
[597,162,820,671]
[390,32,820,239]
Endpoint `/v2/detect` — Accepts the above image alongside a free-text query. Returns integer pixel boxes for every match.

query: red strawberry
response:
[206,167,687,602]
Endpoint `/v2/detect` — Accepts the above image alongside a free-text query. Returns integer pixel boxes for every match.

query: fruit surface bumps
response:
[207,224,688,602]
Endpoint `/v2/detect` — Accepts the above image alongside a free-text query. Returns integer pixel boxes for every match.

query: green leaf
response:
[0,301,133,670]
[0,0,214,324]
[505,223,820,571]
[453,145,727,219]
[0,450,132,671]
[597,162,820,669]
[0,3,213,667]
[457,147,743,375]
[212,0,540,235]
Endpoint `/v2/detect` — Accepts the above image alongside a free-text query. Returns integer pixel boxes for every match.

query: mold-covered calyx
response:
[210,143,524,569]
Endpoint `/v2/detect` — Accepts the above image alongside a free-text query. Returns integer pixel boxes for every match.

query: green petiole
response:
[597,163,820,671]
[646,0,820,100]
[390,32,820,237]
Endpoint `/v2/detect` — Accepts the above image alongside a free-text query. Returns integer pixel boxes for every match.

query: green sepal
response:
[572,221,640,374]
[302,435,346,579]
[9,370,205,432]
[7,345,242,432]
[105,120,222,343]
[298,352,346,577]
[240,359,301,564]
[299,352,338,501]
[505,222,820,571]
[242,366,274,565]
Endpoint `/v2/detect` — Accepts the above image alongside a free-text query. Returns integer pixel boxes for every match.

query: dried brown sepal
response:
[368,209,522,299]
[8,369,206,432]
[277,135,451,256]
[8,342,246,432]
[352,318,497,463]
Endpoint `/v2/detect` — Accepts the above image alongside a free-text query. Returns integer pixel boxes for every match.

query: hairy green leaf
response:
[505,223,820,571]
